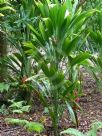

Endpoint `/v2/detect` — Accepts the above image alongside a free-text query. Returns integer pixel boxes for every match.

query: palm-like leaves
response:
[23,1,97,135]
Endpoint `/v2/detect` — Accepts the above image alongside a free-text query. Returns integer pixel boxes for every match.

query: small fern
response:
[60,121,102,136]
[60,128,84,136]
[91,121,102,130]
[24,122,44,133]
[5,118,44,133]
[9,100,31,113]
[5,118,28,126]
[0,82,10,93]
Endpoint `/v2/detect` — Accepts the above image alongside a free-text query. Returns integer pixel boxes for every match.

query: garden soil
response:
[0,70,102,136]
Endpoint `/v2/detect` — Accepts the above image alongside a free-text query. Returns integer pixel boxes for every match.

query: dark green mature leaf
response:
[39,20,47,41]
[41,61,50,77]
[62,36,80,56]
[69,9,98,29]
[70,52,91,67]
[43,18,53,36]
[62,82,76,98]
[24,42,42,61]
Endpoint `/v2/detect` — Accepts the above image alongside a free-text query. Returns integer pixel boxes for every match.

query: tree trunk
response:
[0,31,7,82]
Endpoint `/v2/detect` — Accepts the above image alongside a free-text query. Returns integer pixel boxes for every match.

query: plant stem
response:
[52,88,60,136]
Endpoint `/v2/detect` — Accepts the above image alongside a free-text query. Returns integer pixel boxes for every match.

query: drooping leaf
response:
[60,128,84,136]
[0,6,15,11]
[66,102,77,125]
[70,52,91,67]
[62,36,80,56]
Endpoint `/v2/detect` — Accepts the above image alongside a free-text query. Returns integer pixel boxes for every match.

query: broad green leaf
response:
[70,52,91,67]
[62,36,80,56]
[43,18,53,36]
[49,4,59,28]
[69,9,98,29]
[57,4,66,29]
[39,21,47,41]
[27,24,40,37]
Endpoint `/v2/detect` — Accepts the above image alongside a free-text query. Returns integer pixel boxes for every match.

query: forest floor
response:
[0,70,102,136]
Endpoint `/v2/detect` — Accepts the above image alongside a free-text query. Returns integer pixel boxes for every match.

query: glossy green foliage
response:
[23,1,96,135]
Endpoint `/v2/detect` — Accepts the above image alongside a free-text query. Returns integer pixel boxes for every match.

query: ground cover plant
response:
[0,0,102,136]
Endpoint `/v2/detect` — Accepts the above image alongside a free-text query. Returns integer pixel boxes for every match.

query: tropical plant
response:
[0,0,39,103]
[23,0,97,135]
[79,0,102,54]
[5,118,44,134]
[60,121,102,136]
[86,30,102,91]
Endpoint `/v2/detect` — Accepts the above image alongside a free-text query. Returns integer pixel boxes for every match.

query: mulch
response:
[0,71,102,136]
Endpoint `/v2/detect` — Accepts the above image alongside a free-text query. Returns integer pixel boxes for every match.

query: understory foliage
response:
[5,118,44,133]
[0,0,102,136]
[60,121,102,136]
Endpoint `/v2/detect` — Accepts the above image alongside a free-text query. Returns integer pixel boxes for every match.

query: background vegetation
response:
[0,0,102,136]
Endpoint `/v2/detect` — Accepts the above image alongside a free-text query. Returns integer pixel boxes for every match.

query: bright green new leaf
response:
[0,6,15,11]
[5,118,28,126]
[25,122,44,133]
[0,13,4,16]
